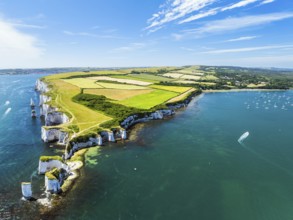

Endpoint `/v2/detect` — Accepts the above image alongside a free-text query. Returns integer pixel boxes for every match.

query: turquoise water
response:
[1,74,293,220]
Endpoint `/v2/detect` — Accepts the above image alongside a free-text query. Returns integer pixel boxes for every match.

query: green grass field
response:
[113,74,174,83]
[88,76,152,86]
[116,89,179,109]
[63,78,103,89]
[95,82,146,90]
[84,88,153,100]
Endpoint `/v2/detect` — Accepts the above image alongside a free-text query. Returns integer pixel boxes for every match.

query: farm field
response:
[113,74,174,83]
[163,73,183,78]
[63,78,147,90]
[180,75,202,80]
[150,85,192,93]
[84,88,153,100]
[96,82,146,90]
[42,66,205,137]
[116,89,179,109]
[174,80,198,84]
[63,78,103,89]
[88,76,152,86]
[167,88,196,103]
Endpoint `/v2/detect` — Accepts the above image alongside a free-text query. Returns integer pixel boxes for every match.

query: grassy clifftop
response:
[43,65,293,141]
[41,67,200,139]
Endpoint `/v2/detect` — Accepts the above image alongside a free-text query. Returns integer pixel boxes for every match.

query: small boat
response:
[31,109,37,118]
[238,131,249,143]
[30,98,35,109]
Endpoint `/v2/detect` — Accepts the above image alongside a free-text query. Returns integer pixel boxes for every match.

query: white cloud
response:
[146,0,270,30]
[0,17,43,68]
[225,36,259,42]
[145,0,216,31]
[203,45,293,54]
[221,0,259,11]
[260,0,275,5]
[178,8,219,24]
[182,12,293,37]
[179,0,267,24]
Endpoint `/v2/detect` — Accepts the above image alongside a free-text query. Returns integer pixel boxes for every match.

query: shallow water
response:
[1,73,293,220]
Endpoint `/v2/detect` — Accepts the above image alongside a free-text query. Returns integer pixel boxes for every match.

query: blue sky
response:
[0,0,293,68]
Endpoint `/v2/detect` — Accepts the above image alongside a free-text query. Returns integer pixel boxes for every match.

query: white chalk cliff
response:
[38,159,69,174]
[120,109,174,129]
[65,136,103,159]
[36,79,70,143]
[21,182,32,199]
[45,176,60,193]
[41,127,68,143]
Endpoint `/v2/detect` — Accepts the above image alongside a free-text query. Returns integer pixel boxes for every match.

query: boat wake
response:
[239,139,293,177]
[2,108,12,118]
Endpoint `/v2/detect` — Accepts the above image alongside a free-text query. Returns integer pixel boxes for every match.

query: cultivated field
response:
[180,75,202,80]
[88,76,152,86]
[116,89,179,109]
[63,78,103,89]
[163,73,184,78]
[150,85,192,93]
[113,74,174,83]
[84,88,153,100]
[96,82,146,90]
[174,80,198,84]
[167,88,196,103]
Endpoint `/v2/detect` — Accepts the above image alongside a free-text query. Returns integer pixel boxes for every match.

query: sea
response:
[1,72,293,220]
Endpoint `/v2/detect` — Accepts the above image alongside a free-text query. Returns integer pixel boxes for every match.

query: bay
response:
[57,91,293,220]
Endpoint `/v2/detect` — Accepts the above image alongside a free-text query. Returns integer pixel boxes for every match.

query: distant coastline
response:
[203,88,288,93]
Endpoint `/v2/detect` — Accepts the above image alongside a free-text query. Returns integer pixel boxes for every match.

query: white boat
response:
[30,98,35,108]
[238,131,249,143]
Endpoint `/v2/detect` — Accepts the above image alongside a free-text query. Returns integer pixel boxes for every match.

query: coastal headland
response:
[33,65,293,209]
[35,66,204,202]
